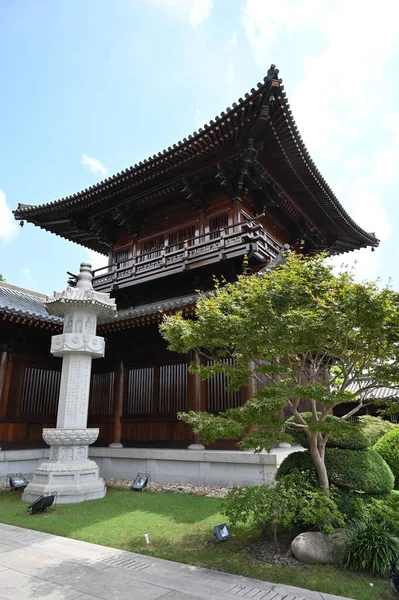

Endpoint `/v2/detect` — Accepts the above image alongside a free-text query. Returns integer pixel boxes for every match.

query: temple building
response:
[1,65,378,451]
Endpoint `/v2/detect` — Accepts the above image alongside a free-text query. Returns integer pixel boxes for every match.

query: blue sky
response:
[0,0,398,294]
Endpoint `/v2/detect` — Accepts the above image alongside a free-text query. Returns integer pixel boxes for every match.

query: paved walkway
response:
[0,523,354,600]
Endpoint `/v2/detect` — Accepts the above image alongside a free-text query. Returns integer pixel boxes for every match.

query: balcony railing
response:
[92,221,282,292]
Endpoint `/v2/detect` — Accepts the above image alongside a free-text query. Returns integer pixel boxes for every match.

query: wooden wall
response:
[0,352,60,448]
[0,345,247,450]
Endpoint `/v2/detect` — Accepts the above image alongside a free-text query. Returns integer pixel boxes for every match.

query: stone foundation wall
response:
[1,446,297,487]
[0,449,49,482]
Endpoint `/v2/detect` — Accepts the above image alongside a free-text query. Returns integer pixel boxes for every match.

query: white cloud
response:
[80,154,107,176]
[327,176,391,282]
[21,267,38,290]
[345,177,390,244]
[242,0,398,280]
[151,0,213,27]
[0,189,19,243]
[194,108,208,130]
[242,0,326,66]
[373,114,399,184]
[227,32,238,50]
[327,250,380,283]
[344,157,363,172]
[87,249,107,273]
[224,65,234,83]
[243,0,399,162]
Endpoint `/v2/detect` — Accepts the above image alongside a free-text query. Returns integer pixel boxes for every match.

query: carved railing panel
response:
[92,221,282,291]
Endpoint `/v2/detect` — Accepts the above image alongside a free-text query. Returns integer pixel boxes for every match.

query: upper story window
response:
[139,235,164,260]
[209,213,229,239]
[114,248,130,267]
[115,248,129,263]
[168,225,196,250]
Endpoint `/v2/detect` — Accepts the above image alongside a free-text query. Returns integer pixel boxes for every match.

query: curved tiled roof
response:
[0,281,198,330]
[14,65,378,254]
[347,380,399,400]
[0,282,61,326]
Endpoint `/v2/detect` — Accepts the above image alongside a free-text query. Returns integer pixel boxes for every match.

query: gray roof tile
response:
[0,282,200,327]
[0,282,60,324]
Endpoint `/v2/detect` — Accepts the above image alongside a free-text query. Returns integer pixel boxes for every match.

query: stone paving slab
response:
[0,523,355,600]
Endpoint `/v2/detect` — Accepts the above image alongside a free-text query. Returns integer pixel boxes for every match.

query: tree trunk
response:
[309,433,329,494]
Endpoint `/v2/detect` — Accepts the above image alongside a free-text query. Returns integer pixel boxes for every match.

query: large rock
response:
[291,530,346,564]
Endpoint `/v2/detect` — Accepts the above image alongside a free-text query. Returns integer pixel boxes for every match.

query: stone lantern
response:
[22,262,116,504]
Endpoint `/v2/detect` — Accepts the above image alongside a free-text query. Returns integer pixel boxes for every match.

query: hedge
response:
[359,415,398,446]
[285,413,370,450]
[374,428,399,489]
[276,448,394,495]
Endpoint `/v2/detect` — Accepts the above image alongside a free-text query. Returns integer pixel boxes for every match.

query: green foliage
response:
[0,274,4,282]
[359,415,398,446]
[334,490,367,522]
[326,448,394,494]
[223,480,297,543]
[285,413,370,450]
[340,520,399,575]
[161,252,399,488]
[365,492,399,536]
[277,449,394,494]
[223,471,344,546]
[374,428,399,489]
[275,450,315,478]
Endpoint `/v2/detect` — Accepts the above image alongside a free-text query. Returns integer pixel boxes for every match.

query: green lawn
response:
[0,487,392,600]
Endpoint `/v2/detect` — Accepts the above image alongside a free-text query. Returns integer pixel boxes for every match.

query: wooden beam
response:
[0,350,9,420]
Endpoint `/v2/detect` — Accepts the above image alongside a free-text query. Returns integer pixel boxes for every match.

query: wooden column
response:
[0,350,7,404]
[109,360,125,448]
[187,351,206,448]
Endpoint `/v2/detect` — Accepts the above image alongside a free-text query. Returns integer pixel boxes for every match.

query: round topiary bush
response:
[326,448,394,494]
[276,450,314,478]
[276,448,394,495]
[374,428,399,489]
[359,415,398,446]
[285,413,370,450]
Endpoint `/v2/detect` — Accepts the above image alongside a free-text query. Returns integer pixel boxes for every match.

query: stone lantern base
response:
[22,427,106,504]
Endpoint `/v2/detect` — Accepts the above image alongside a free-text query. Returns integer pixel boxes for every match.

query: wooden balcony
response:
[92,222,282,292]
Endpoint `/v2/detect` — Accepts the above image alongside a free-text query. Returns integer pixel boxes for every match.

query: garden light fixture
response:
[27,492,57,515]
[213,523,231,542]
[8,473,28,491]
[132,473,149,492]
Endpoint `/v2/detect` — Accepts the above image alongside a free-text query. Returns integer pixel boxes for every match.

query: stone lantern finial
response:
[76,262,93,290]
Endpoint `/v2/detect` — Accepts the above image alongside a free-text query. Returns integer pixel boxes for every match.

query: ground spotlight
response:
[131,473,149,492]
[8,473,28,491]
[213,523,231,542]
[27,492,57,515]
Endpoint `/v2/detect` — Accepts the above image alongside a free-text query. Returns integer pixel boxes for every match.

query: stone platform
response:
[1,446,302,488]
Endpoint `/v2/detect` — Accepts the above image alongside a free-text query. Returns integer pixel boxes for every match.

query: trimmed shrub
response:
[359,415,398,446]
[340,520,399,576]
[334,490,367,522]
[277,448,394,494]
[365,492,399,536]
[374,428,399,489]
[285,413,369,450]
[276,450,314,478]
[326,448,394,494]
